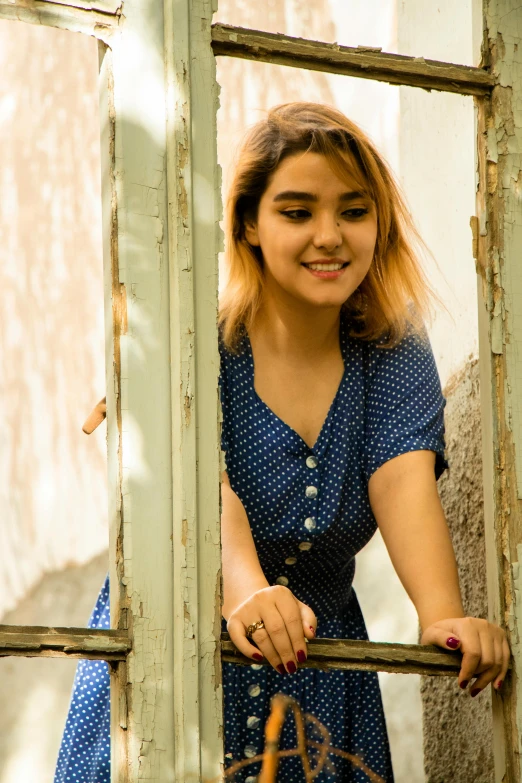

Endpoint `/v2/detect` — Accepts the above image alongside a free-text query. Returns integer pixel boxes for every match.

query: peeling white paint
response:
[479,1,522,777]
[0,0,121,43]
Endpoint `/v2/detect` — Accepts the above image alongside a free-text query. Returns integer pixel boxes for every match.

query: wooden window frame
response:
[0,0,519,779]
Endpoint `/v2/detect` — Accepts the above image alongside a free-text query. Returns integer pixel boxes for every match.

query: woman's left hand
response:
[420,617,510,696]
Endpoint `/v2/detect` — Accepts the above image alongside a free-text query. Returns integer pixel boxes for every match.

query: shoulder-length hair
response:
[218,102,444,352]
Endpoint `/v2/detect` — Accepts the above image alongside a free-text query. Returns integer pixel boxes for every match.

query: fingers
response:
[82,397,107,434]
[419,624,462,651]
[454,620,510,696]
[298,599,317,640]
[457,622,482,690]
[468,628,501,694]
[227,586,316,675]
[421,617,511,696]
[273,588,309,670]
[227,615,269,662]
[229,605,288,673]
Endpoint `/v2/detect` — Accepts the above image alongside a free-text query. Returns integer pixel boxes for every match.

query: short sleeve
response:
[364,327,449,483]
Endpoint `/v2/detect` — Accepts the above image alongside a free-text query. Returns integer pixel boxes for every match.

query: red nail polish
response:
[297,649,306,663]
[252,653,263,662]
[470,688,481,698]
[446,637,460,649]
[286,661,297,674]
[497,680,503,689]
[460,680,469,690]
[276,664,286,675]
[310,626,316,637]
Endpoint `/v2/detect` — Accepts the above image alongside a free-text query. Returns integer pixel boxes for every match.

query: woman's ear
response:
[244,219,260,247]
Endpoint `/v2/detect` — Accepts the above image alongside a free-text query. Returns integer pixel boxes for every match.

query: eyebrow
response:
[272,190,366,203]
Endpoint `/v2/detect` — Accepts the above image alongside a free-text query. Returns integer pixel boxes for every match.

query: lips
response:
[301,262,350,271]
[303,261,348,271]
[302,264,349,279]
[301,259,350,267]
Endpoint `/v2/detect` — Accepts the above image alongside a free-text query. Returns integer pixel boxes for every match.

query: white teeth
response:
[306,263,344,271]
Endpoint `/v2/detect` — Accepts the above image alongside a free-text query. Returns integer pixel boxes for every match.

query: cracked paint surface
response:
[478,3,522,779]
[0,0,122,43]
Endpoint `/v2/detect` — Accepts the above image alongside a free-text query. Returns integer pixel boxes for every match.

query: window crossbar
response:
[0,625,130,661]
[3,624,504,679]
[211,23,494,96]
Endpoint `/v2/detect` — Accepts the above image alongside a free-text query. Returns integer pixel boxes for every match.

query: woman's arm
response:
[368,449,510,695]
[221,470,269,620]
[221,471,317,673]
[368,450,464,630]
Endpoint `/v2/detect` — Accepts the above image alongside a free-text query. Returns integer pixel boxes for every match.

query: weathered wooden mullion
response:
[0,625,130,660]
[211,23,495,97]
[222,636,475,677]
[164,0,223,780]
[1,622,493,680]
[474,2,522,780]
[0,0,120,40]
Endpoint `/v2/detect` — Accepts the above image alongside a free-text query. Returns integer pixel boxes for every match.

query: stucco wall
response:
[0,21,108,619]
[421,360,494,781]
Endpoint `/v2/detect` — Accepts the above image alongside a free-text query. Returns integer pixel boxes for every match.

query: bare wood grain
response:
[0,0,120,40]
[223,633,485,677]
[0,625,130,661]
[1,625,512,680]
[211,24,494,97]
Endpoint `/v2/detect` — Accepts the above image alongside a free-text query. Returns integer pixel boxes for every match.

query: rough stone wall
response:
[421,358,494,781]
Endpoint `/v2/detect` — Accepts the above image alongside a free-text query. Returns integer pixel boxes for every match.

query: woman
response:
[218,102,509,782]
[55,102,510,783]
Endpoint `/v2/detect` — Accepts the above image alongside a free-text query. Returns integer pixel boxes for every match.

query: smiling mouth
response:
[302,262,350,271]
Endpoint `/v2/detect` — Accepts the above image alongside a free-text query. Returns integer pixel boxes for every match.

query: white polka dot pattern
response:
[53,317,448,783]
[53,576,110,783]
[219,317,448,782]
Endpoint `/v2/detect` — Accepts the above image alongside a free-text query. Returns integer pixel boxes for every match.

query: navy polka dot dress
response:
[54,315,448,783]
[219,317,448,783]
[54,576,110,783]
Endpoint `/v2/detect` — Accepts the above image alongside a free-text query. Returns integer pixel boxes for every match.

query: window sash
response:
[0,0,518,777]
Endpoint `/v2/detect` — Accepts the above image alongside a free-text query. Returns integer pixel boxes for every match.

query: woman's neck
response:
[249,299,342,363]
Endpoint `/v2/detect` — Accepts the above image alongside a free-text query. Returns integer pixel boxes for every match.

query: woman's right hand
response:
[227,585,317,674]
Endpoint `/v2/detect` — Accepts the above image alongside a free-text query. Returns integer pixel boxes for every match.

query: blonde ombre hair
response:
[219,102,443,352]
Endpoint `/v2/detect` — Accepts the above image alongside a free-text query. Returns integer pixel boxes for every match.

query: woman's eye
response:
[280,208,370,220]
[343,208,369,219]
[280,209,310,219]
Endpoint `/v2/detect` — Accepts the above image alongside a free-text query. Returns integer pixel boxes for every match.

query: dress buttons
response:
[247,715,261,729]
[299,541,313,551]
[305,485,318,498]
[304,516,317,531]
[245,777,258,783]
[306,455,318,469]
[250,663,263,670]
[244,744,257,758]
[285,556,297,565]
[225,752,233,759]
[276,575,289,586]
[248,684,261,697]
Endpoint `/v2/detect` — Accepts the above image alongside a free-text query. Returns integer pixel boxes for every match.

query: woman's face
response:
[244,151,378,313]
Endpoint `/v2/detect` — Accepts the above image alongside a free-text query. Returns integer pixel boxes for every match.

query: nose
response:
[312,213,342,251]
